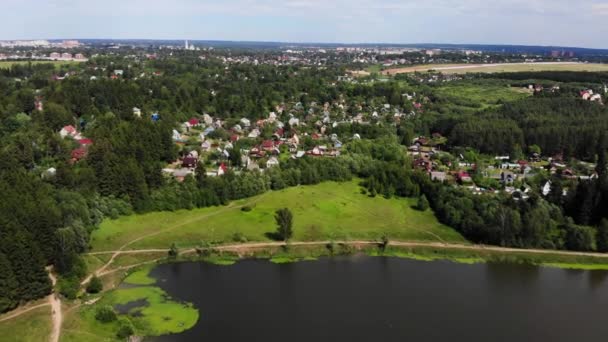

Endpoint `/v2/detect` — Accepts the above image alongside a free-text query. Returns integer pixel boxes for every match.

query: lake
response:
[150,256,608,341]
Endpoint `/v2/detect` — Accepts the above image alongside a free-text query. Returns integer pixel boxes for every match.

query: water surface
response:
[150,256,608,341]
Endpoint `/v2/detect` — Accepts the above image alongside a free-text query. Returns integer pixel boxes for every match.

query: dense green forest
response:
[1,57,608,312]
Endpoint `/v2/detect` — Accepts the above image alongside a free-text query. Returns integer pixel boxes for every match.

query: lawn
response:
[0,306,52,342]
[0,60,81,69]
[383,62,608,75]
[90,180,465,252]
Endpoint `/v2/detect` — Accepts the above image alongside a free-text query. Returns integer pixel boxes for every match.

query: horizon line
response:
[1,38,607,51]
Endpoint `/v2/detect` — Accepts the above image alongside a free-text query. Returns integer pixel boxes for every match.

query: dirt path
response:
[86,240,608,260]
[47,268,62,342]
[0,302,50,323]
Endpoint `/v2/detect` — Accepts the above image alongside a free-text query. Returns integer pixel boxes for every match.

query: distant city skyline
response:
[3,0,608,49]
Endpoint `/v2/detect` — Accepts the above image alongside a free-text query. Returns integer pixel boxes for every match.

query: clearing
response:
[0,60,81,69]
[0,305,52,342]
[382,62,608,75]
[90,180,465,252]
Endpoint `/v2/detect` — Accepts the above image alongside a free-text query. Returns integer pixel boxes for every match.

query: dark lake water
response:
[150,256,608,342]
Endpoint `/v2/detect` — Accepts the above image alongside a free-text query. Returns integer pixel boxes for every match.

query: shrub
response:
[416,194,429,211]
[241,205,252,212]
[86,276,103,294]
[116,317,135,338]
[58,276,80,300]
[95,305,117,323]
[232,232,248,243]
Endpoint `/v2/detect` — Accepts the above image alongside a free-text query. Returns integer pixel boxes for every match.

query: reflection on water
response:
[150,257,608,342]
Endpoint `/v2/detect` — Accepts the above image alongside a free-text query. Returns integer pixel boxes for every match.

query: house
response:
[42,167,57,179]
[542,181,552,196]
[248,128,260,139]
[249,147,265,158]
[71,147,87,162]
[182,156,198,168]
[431,171,447,182]
[500,171,517,184]
[133,107,142,118]
[288,117,300,127]
[77,138,93,147]
[247,161,260,171]
[217,163,228,176]
[203,127,215,135]
[266,157,280,168]
[260,140,277,153]
[202,114,213,126]
[268,112,277,122]
[201,141,212,152]
[60,125,79,138]
[172,130,183,142]
[457,171,473,184]
[240,118,251,128]
[188,118,201,127]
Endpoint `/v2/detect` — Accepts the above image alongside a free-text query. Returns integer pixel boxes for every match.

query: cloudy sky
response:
[2,0,608,48]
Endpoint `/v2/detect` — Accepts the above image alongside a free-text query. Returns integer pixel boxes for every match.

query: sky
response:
[2,0,608,48]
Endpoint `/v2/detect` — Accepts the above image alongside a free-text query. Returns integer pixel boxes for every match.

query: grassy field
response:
[0,60,81,69]
[91,180,465,252]
[0,306,52,342]
[383,62,608,75]
[436,82,531,110]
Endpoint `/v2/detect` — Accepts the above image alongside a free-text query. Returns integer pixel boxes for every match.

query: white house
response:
[133,107,142,118]
[240,118,251,128]
[288,117,300,127]
[266,157,280,168]
[203,114,213,126]
[542,181,551,196]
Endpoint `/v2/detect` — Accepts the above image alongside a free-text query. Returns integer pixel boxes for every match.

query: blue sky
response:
[2,0,608,48]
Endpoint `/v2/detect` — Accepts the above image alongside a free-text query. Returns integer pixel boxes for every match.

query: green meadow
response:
[91,180,466,252]
[0,306,52,342]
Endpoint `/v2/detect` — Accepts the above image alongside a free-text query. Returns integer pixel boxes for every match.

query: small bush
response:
[58,276,80,300]
[86,276,103,294]
[416,195,429,211]
[95,305,117,323]
[241,205,252,212]
[232,232,248,243]
[116,317,135,338]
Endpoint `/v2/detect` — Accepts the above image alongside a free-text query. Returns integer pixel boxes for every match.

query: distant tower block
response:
[185,40,189,50]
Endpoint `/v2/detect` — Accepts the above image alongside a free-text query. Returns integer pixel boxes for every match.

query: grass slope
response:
[91,180,465,251]
[0,306,52,342]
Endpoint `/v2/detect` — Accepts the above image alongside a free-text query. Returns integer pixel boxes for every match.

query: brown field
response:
[382,62,608,75]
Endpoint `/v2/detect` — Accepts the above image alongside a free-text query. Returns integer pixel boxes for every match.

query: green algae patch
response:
[202,255,238,266]
[124,266,156,285]
[108,286,199,336]
[542,263,608,271]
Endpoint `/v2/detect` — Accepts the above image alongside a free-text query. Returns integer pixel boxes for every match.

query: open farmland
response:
[382,62,608,75]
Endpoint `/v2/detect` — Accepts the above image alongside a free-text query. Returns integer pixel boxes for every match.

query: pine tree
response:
[0,252,18,312]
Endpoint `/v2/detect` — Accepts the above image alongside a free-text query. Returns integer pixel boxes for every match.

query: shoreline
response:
[88,239,608,270]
